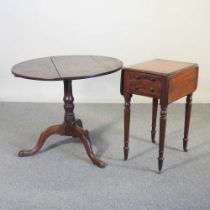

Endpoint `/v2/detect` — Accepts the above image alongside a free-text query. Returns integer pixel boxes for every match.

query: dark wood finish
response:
[13,55,123,167]
[183,94,193,152]
[158,105,167,173]
[18,80,105,168]
[12,55,123,81]
[121,59,198,173]
[151,98,158,143]
[124,94,132,160]
[128,72,162,98]
[126,59,198,76]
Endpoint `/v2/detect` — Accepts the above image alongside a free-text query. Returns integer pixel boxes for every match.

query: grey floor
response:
[0,102,210,210]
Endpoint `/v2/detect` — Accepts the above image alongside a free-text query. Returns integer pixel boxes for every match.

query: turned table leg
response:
[158,105,167,173]
[183,94,193,152]
[18,80,105,168]
[124,95,131,160]
[151,98,158,143]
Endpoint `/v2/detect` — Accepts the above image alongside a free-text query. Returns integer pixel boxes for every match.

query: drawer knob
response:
[151,78,156,82]
[150,88,155,92]
[135,76,141,80]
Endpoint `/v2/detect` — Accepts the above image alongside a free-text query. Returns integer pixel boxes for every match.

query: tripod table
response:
[12,55,123,168]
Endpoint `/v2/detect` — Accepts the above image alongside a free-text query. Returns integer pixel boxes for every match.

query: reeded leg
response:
[151,98,158,143]
[124,95,131,160]
[158,105,167,173]
[73,126,105,168]
[183,94,192,152]
[18,124,65,157]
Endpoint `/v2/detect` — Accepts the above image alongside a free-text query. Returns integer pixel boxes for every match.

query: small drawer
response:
[128,71,162,97]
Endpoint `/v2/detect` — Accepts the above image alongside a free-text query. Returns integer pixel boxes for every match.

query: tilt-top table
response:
[12,55,123,168]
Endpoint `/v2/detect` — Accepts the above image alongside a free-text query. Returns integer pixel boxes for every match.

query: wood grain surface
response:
[12,55,123,81]
[125,59,198,76]
[121,58,199,173]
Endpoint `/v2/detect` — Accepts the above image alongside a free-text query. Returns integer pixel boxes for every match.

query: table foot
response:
[92,158,105,168]
[18,149,35,157]
[124,147,129,160]
[183,138,188,152]
[151,131,156,144]
[73,126,105,168]
[18,124,64,157]
[158,157,164,173]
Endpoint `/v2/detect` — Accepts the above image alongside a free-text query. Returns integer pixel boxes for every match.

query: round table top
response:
[12,55,123,81]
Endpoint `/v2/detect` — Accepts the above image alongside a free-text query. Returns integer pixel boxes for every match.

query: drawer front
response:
[128,72,162,97]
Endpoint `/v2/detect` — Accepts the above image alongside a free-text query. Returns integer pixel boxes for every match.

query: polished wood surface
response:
[13,55,123,168]
[168,68,198,103]
[121,59,199,173]
[12,55,123,80]
[126,59,198,75]
[18,80,105,168]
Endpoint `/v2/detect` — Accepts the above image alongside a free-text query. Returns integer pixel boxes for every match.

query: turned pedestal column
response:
[18,80,105,168]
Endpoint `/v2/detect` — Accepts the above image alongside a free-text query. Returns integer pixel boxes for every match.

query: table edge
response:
[12,65,123,81]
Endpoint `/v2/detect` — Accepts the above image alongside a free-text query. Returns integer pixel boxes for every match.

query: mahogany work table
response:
[12,55,123,168]
[121,59,198,173]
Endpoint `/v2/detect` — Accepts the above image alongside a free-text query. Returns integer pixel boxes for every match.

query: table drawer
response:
[128,72,162,97]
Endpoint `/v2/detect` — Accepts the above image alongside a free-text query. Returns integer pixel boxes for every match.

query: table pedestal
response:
[18,80,105,168]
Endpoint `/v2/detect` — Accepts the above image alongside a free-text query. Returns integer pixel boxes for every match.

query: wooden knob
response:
[150,88,155,92]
